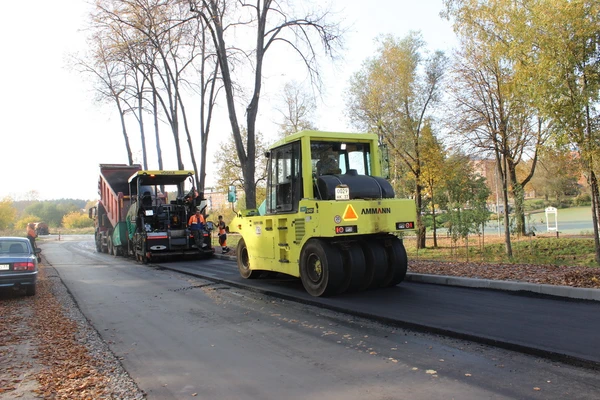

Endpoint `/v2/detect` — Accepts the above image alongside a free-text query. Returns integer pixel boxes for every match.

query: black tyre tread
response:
[300,239,344,297]
[95,234,102,252]
[25,284,36,296]
[337,244,367,294]
[360,239,388,289]
[384,237,408,287]
[237,238,260,279]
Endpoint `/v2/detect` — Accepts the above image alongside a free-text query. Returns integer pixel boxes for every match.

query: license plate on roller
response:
[335,186,349,200]
[0,264,9,270]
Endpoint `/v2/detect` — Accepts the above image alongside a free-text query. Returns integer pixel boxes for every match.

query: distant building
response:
[470,158,537,202]
[204,187,243,211]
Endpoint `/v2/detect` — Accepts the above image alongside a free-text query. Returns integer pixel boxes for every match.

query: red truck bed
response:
[98,164,141,229]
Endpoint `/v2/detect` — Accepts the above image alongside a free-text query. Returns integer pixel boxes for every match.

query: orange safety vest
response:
[217,220,226,235]
[188,214,205,225]
[27,226,37,238]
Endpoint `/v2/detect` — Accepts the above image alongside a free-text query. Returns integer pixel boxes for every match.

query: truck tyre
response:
[95,232,102,252]
[300,239,344,297]
[382,236,408,287]
[360,239,388,289]
[237,238,260,279]
[108,237,114,256]
[337,244,366,294]
[141,240,149,264]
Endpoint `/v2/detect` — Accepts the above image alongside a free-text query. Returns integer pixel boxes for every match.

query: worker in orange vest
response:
[188,208,207,249]
[26,223,37,250]
[217,215,229,254]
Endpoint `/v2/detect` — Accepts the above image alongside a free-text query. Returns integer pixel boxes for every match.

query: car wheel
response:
[26,284,36,296]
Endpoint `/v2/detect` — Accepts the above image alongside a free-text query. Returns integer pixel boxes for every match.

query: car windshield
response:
[0,240,31,254]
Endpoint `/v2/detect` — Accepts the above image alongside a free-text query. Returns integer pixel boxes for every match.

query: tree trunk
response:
[204,3,249,207]
[197,27,218,196]
[415,183,426,249]
[171,115,184,170]
[138,90,148,170]
[176,86,199,186]
[499,155,513,257]
[116,100,133,166]
[241,2,269,210]
[590,169,600,265]
[431,193,438,248]
[152,89,163,170]
[510,176,526,236]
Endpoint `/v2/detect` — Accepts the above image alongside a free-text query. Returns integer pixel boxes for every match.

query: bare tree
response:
[189,0,343,209]
[346,32,447,249]
[214,127,269,200]
[193,16,222,193]
[92,0,221,196]
[74,33,134,165]
[275,80,318,138]
[99,18,153,169]
[446,45,546,255]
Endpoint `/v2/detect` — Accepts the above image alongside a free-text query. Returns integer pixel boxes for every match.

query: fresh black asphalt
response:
[159,255,600,369]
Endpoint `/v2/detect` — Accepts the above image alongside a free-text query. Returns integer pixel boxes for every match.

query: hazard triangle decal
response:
[343,204,358,221]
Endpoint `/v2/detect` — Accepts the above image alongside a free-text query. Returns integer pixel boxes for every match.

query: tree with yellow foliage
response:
[0,198,17,230]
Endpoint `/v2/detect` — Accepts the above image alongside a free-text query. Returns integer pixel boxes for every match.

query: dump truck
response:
[230,130,417,297]
[125,169,214,262]
[89,164,142,256]
[34,222,49,236]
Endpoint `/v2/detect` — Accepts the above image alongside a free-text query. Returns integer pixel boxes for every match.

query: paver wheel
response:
[138,239,149,264]
[300,239,344,297]
[237,238,260,279]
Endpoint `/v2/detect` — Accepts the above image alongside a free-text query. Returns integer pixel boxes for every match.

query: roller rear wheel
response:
[237,238,260,279]
[300,239,344,297]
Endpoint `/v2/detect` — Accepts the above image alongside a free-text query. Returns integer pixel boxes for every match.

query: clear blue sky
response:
[0,0,456,201]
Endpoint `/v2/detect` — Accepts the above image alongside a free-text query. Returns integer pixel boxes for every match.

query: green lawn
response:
[529,206,592,222]
[404,234,598,267]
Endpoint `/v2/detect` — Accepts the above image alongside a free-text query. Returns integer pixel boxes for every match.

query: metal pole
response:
[495,165,500,236]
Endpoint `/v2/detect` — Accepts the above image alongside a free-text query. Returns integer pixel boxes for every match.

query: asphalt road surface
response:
[40,236,600,399]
